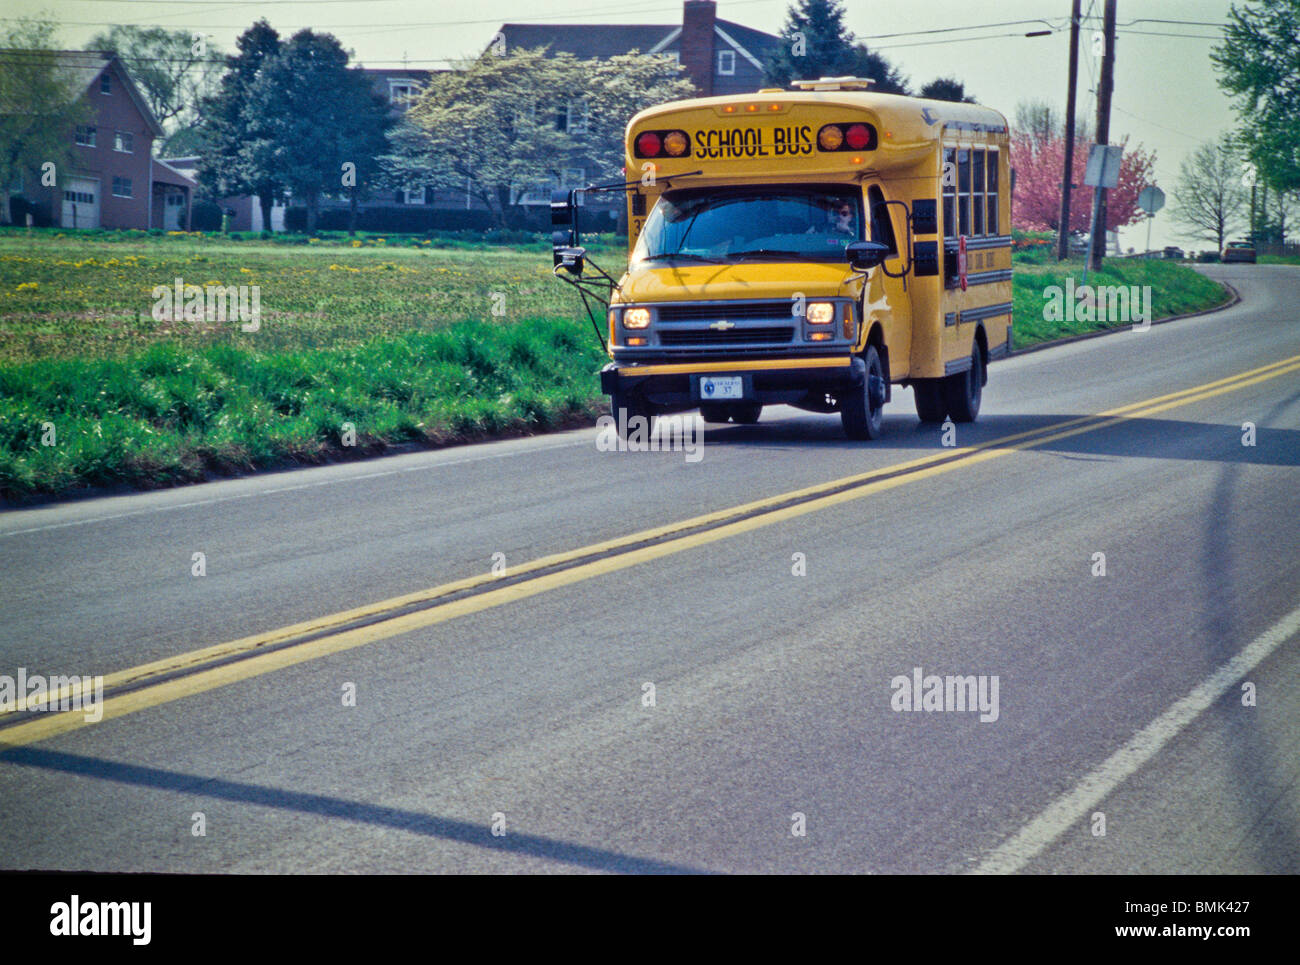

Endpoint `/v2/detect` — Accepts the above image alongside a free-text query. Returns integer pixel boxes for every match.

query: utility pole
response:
[1057,0,1081,261]
[1088,0,1117,272]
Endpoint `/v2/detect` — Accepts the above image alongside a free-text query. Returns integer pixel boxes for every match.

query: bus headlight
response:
[624,308,651,329]
[805,301,835,324]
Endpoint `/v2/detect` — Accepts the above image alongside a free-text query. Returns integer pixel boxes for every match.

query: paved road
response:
[1,264,1297,873]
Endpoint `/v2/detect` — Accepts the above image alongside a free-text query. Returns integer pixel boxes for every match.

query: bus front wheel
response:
[841,345,886,440]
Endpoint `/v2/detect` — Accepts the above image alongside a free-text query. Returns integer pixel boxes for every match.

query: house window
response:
[63,190,95,204]
[75,125,96,147]
[566,99,589,135]
[401,184,427,205]
[718,50,735,75]
[111,176,132,198]
[100,72,111,94]
[389,82,415,106]
[114,131,133,153]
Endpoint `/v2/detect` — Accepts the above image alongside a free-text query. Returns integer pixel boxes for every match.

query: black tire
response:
[609,390,654,440]
[913,379,947,422]
[943,345,984,423]
[728,402,762,424]
[699,403,730,423]
[841,345,886,440]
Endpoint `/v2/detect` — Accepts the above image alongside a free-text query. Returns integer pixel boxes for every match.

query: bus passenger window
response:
[986,153,999,235]
[958,149,971,236]
[973,150,986,235]
[867,186,898,256]
[943,148,957,240]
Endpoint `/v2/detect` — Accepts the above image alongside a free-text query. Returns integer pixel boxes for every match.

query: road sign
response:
[1084,144,1123,189]
[1138,185,1165,215]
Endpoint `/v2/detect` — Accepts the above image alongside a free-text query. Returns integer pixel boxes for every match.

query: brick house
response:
[9,51,193,230]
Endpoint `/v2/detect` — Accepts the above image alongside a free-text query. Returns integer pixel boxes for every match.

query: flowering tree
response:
[1011,131,1157,233]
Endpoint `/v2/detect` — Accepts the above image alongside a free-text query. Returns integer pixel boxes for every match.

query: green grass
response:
[1010,256,1228,347]
[0,231,1229,500]
[1259,254,1300,265]
[0,318,606,500]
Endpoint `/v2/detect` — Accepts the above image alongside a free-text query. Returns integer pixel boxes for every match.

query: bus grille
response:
[657,301,795,323]
[659,326,794,346]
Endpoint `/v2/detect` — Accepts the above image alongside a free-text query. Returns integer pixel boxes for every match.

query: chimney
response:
[680,0,717,96]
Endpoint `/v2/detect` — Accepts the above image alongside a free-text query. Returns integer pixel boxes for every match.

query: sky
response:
[4,0,1243,250]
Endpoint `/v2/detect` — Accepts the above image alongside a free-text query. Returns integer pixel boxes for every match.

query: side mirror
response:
[552,188,583,273]
[846,240,891,271]
[553,243,586,276]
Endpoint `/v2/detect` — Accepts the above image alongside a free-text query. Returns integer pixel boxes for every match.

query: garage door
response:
[61,177,100,229]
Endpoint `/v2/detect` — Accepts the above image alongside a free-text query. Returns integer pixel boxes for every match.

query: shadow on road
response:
[697,412,1300,468]
[0,746,713,874]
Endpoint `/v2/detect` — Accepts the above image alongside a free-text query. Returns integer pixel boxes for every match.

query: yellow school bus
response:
[551,77,1012,439]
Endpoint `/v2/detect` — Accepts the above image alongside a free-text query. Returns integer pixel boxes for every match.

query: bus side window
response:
[973,149,986,235]
[943,148,957,240]
[958,149,971,236]
[986,151,1000,235]
[867,186,898,256]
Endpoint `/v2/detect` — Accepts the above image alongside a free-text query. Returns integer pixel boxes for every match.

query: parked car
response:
[1163,246,1185,260]
[1222,240,1257,263]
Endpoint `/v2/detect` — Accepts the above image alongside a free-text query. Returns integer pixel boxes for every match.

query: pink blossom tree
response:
[1011,131,1157,233]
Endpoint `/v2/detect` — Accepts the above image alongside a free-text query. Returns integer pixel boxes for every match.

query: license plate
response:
[700,376,743,400]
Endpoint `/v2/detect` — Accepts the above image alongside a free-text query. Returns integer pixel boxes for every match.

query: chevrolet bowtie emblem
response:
[709,320,735,331]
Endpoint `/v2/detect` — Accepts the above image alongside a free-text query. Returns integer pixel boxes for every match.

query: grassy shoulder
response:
[0,317,606,501]
[0,231,1232,501]
[1010,255,1228,347]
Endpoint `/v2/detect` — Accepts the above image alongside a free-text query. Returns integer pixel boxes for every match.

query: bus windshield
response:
[631,186,862,266]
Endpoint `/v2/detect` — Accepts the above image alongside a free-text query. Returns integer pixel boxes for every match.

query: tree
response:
[195,20,284,229]
[86,24,222,150]
[0,20,93,224]
[765,0,909,93]
[241,30,391,234]
[1010,129,1157,234]
[395,47,692,228]
[1171,141,1247,250]
[1014,99,1090,149]
[919,77,975,103]
[1212,0,1300,193]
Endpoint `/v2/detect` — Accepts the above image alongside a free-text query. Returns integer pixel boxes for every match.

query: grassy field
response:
[0,229,1227,501]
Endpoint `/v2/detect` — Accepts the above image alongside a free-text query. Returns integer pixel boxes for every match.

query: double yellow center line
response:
[4,352,1299,749]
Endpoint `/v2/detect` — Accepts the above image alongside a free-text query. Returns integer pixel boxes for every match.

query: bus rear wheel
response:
[943,346,984,423]
[913,380,947,422]
[841,345,886,440]
[699,403,730,423]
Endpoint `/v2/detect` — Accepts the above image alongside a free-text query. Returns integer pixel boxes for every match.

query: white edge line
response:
[973,602,1300,874]
[0,437,588,538]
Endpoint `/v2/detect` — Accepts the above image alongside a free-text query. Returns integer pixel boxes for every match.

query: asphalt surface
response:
[1,263,1297,873]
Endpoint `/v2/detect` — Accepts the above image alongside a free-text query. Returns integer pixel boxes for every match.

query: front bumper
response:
[601,357,865,411]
